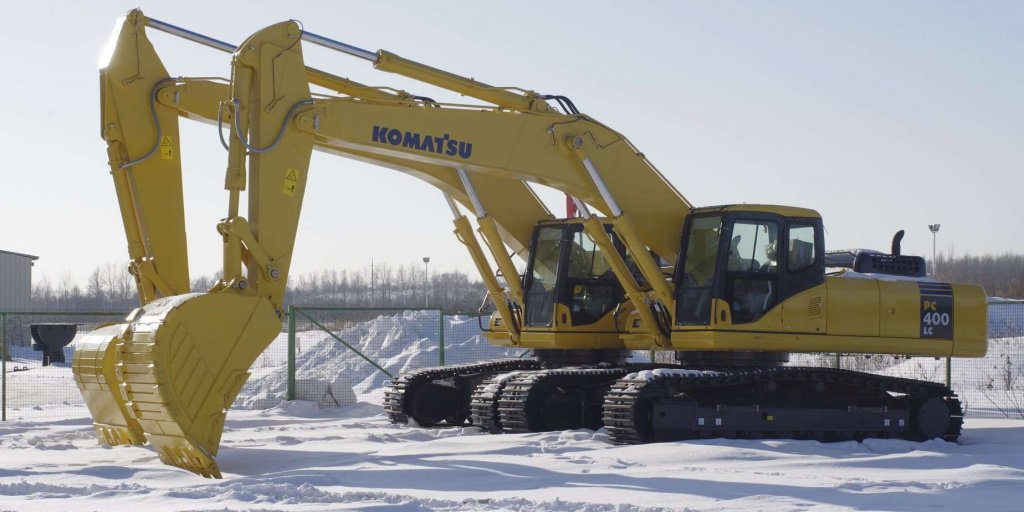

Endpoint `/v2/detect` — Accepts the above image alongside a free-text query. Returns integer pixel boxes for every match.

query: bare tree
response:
[36,261,485,313]
[979,352,1024,419]
[936,252,1024,299]
[87,268,106,307]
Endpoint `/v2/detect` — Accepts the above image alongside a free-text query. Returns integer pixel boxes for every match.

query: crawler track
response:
[497,367,632,433]
[470,371,529,432]
[603,367,963,444]
[384,359,541,426]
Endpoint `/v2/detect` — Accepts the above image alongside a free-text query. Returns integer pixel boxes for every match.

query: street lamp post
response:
[422,257,431,308]
[928,224,950,387]
[928,224,940,277]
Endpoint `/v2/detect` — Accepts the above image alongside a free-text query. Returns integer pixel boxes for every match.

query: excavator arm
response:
[98,11,191,303]
[76,11,556,478]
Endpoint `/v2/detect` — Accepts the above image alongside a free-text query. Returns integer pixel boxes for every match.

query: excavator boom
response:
[144,11,694,334]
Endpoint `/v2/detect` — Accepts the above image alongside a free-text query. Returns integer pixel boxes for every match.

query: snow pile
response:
[235,311,522,409]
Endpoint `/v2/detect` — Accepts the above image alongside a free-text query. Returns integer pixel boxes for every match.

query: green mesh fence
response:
[269,308,524,407]
[1,311,127,421]
[958,301,1024,419]
[2,302,1022,421]
[787,301,1024,419]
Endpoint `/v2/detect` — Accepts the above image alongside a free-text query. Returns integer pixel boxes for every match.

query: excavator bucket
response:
[119,292,281,478]
[76,292,281,478]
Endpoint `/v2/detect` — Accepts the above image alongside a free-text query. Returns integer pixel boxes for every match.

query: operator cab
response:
[674,205,825,327]
[523,219,634,329]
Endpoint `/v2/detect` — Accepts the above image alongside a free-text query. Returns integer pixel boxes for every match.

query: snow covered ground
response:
[1,307,1023,510]
[1,403,1022,511]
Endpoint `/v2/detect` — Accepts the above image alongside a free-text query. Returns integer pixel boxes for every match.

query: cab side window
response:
[788,224,817,271]
[729,221,779,274]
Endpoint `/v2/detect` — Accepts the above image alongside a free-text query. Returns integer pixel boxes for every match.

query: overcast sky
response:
[1,1,1020,286]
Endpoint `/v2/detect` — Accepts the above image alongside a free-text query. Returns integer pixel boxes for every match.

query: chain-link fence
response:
[1,311,127,421]
[255,307,525,408]
[0,310,290,421]
[3,302,1023,422]
[788,301,1024,419]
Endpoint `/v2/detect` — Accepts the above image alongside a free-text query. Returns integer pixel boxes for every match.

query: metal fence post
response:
[2,312,6,422]
[945,356,951,388]
[438,310,445,367]
[287,305,296,401]
[834,353,841,369]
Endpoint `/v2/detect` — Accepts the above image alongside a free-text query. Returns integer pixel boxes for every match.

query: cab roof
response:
[691,204,821,218]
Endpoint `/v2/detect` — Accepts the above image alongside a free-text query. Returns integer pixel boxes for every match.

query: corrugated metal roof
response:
[0,249,39,261]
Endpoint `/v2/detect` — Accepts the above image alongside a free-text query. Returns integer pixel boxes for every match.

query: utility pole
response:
[422,257,431,308]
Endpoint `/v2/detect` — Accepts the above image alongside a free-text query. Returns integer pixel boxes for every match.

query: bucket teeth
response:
[74,292,280,478]
[154,439,222,479]
[94,424,145,446]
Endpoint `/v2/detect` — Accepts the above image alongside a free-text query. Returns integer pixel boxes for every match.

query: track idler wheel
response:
[407,382,461,426]
[913,397,952,440]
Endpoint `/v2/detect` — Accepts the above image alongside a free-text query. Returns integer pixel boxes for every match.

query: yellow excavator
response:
[74,10,987,478]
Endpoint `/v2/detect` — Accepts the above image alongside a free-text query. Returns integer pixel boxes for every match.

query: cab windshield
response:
[675,215,722,325]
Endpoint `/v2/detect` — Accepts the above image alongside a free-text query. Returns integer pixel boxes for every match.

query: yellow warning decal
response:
[282,168,299,196]
[160,136,174,160]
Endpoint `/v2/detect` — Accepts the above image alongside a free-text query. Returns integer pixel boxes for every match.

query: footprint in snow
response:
[564,454,596,465]
[607,458,643,469]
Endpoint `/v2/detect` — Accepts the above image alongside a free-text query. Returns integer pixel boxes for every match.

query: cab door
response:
[779,218,827,333]
[523,225,564,327]
[522,223,625,329]
[675,214,723,327]
[717,215,783,332]
[558,224,626,327]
